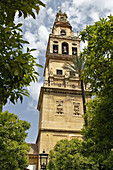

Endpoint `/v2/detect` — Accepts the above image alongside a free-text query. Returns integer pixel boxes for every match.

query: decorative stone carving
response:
[56,101,64,114]
[73,102,80,115]
[49,68,53,76]
[65,71,68,78]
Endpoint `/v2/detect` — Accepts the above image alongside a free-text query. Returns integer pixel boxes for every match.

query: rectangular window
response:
[72,47,77,55]
[53,45,58,53]
[56,70,62,75]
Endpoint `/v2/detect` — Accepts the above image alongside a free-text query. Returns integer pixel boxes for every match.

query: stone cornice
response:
[49,34,80,41]
[37,87,83,111]
[37,86,91,112]
[47,52,73,59]
[40,128,80,133]
[36,128,81,143]
[44,87,82,95]
[54,21,72,29]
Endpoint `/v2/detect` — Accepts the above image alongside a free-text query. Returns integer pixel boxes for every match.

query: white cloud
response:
[37,7,48,25]
[89,10,99,23]
[43,0,51,3]
[46,7,56,24]
[38,25,49,42]
[22,24,49,59]
[24,31,37,43]
[62,0,113,32]
[94,0,113,10]
[47,7,53,16]
[27,81,43,109]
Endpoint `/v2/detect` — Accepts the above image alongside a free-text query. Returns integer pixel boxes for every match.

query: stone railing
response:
[44,81,81,90]
[49,34,79,41]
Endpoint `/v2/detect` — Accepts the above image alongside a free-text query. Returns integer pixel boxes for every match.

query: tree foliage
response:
[80,16,113,169]
[0,0,45,25]
[0,0,45,106]
[81,95,113,169]
[80,15,113,95]
[79,15,113,169]
[47,139,98,170]
[0,111,30,170]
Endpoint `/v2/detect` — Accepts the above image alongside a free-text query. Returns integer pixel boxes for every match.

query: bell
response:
[54,49,57,52]
[63,46,67,53]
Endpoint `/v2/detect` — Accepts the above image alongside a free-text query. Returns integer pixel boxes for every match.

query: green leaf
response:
[30,49,37,52]
[17,23,23,28]
[18,11,22,18]
[14,68,20,76]
[20,95,23,103]
[36,63,43,68]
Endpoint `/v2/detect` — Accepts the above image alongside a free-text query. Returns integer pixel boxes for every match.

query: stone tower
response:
[36,10,90,167]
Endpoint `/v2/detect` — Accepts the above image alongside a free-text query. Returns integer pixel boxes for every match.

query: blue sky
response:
[3,0,113,143]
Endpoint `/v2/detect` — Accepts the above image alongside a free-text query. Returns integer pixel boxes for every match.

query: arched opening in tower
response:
[62,42,68,54]
[60,30,66,36]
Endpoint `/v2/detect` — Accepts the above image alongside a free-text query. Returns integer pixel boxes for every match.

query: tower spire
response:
[58,5,62,13]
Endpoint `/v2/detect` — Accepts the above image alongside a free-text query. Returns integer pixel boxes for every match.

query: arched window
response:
[62,42,68,54]
[60,16,64,21]
[53,44,58,53]
[60,30,66,36]
[72,47,77,55]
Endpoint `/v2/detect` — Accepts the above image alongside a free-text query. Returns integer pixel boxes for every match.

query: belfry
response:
[28,10,90,170]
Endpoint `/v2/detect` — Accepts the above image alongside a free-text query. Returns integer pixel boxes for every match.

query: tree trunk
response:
[80,79,87,126]
[0,104,3,112]
[99,162,101,170]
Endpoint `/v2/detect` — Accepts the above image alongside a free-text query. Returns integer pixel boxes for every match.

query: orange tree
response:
[0,111,30,169]
[0,0,45,107]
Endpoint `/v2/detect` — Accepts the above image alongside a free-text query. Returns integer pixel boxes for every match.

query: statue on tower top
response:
[58,5,62,13]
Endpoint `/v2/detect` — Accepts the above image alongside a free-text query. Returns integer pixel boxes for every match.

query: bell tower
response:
[36,9,90,161]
